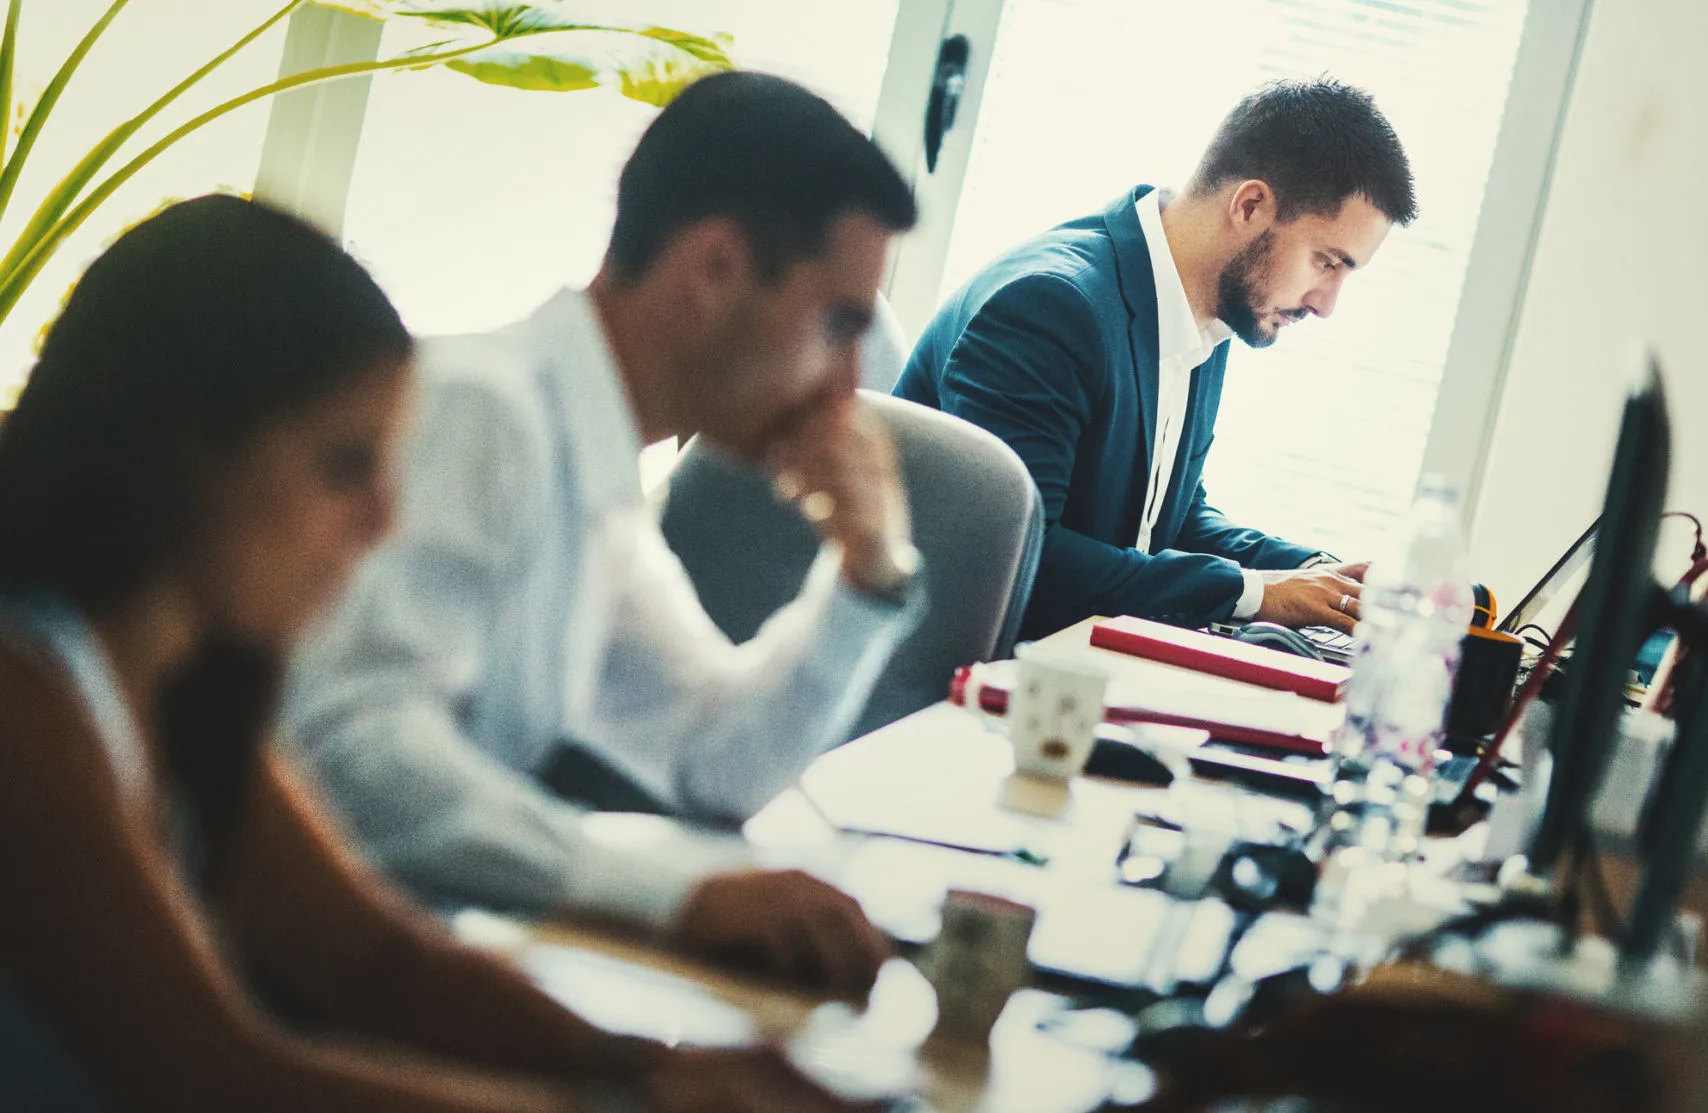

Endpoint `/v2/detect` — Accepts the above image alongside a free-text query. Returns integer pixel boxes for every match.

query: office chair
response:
[663,390,1043,746]
[857,292,911,393]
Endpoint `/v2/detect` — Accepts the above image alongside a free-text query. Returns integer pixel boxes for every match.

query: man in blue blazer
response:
[897,79,1417,640]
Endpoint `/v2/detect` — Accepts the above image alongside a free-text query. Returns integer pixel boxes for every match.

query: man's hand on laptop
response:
[671,868,891,995]
[1255,562,1369,633]
[769,400,917,602]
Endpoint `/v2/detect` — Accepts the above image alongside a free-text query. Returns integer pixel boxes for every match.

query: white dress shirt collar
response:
[1135,189,1232,365]
[525,286,646,511]
[1131,190,1262,620]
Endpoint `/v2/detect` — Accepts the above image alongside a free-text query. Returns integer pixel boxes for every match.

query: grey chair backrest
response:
[858,292,910,394]
[660,390,1042,744]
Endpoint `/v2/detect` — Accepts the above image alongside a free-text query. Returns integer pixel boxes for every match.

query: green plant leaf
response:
[0,1,735,332]
[0,1,299,290]
[439,27,731,101]
[311,1,611,38]
[0,33,503,328]
[309,1,733,65]
[633,26,734,67]
[616,41,729,106]
[446,47,598,92]
[0,0,21,163]
[0,0,130,225]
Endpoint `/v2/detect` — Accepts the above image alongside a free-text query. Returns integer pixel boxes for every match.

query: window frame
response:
[1418,0,1596,516]
[253,3,384,237]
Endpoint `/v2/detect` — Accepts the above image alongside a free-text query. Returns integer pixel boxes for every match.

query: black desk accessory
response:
[1085,731,1175,786]
[1207,841,1317,915]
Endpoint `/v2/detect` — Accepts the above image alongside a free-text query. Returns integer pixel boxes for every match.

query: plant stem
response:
[0,0,129,226]
[0,36,499,328]
[0,0,303,286]
[0,0,21,166]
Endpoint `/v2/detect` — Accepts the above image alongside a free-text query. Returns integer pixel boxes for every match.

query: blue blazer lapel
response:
[1102,186,1161,476]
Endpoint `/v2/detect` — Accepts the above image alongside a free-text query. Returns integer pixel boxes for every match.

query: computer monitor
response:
[1528,360,1670,879]
[1514,359,1708,962]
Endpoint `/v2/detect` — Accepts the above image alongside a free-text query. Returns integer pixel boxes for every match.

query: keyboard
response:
[1205,622,1358,666]
[1300,625,1357,665]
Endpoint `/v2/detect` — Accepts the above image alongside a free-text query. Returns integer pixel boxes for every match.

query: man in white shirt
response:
[285,73,921,993]
[896,78,1416,639]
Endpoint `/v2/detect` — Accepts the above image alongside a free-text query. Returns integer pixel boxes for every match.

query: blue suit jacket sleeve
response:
[1177,480,1320,571]
[930,274,1251,635]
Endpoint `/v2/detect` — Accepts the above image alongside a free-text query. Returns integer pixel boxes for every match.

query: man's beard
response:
[1215,228,1279,349]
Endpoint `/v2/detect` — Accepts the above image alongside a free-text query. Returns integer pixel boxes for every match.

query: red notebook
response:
[1089,616,1349,703]
[949,664,1332,758]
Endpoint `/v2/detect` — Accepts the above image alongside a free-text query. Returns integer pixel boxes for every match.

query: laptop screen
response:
[1497,520,1598,636]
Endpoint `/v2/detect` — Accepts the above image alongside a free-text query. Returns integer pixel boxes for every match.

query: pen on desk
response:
[795,782,1050,863]
[836,825,1050,864]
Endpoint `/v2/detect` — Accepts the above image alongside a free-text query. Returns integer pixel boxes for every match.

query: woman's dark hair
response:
[0,194,411,887]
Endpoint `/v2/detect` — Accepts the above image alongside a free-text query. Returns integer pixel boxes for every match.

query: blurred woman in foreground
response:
[0,195,855,1113]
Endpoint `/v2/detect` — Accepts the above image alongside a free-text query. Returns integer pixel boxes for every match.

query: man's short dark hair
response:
[1189,78,1417,227]
[607,72,917,281]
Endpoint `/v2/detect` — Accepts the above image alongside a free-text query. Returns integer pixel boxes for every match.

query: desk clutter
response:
[782,654,1705,1112]
[447,366,1708,1113]
[491,664,1704,1113]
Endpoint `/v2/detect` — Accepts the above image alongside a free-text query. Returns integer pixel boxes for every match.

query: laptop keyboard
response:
[1300,626,1355,651]
[1300,626,1357,663]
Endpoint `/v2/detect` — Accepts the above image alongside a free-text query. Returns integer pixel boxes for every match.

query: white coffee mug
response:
[1007,643,1108,782]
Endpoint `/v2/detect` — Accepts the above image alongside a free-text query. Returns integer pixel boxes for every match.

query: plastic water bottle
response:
[1330,476,1474,859]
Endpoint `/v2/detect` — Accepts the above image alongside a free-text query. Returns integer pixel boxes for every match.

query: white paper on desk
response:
[836,838,1233,988]
[798,703,1036,854]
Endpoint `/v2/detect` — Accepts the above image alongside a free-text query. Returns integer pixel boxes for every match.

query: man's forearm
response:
[670,566,919,819]
[288,700,699,928]
[351,919,669,1086]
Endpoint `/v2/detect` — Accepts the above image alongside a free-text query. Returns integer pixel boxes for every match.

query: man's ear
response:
[660,216,757,326]
[1227,180,1274,229]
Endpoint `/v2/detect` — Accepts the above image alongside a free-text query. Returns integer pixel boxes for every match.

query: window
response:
[0,0,290,394]
[264,0,1575,567]
[340,1,901,338]
[937,0,1529,563]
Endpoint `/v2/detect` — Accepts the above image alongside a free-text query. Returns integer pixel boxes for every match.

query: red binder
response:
[949,666,1332,758]
[1089,616,1349,703]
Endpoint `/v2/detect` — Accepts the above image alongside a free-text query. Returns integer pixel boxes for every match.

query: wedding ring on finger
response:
[800,490,836,523]
[1338,593,1353,614]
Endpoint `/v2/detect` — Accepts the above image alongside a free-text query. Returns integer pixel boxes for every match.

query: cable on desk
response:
[1663,511,1707,588]
[1512,623,1554,647]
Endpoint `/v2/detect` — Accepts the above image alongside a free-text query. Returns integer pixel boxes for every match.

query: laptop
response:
[1214,521,1599,666]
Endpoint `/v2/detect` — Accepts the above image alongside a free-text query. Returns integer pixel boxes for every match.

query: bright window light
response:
[341,0,900,339]
[940,0,1528,563]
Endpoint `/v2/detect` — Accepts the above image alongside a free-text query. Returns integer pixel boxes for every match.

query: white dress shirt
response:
[1133,190,1264,620]
[283,287,916,927]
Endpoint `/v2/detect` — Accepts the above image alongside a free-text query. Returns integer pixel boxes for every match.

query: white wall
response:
[1469,0,1708,607]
